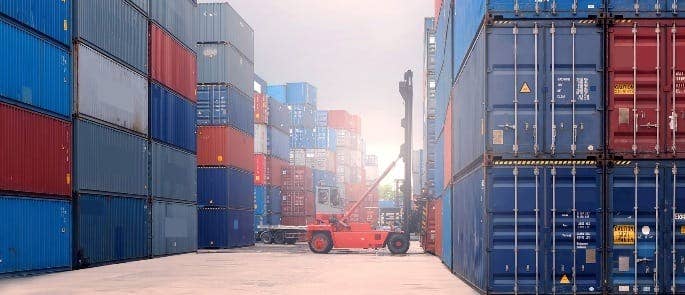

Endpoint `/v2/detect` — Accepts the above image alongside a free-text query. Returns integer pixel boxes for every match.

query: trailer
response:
[256,225,307,245]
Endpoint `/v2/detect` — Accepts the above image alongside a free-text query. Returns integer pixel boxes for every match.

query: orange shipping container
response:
[197,126,254,171]
[434,198,443,257]
[326,110,353,131]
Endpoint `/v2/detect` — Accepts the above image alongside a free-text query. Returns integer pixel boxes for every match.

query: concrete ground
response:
[0,242,477,295]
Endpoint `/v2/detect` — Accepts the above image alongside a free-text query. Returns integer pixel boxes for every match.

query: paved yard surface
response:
[0,242,477,295]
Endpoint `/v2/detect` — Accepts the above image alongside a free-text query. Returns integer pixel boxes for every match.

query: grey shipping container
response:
[75,119,149,196]
[197,2,254,61]
[197,42,254,97]
[126,0,149,15]
[152,200,197,256]
[151,141,197,203]
[150,0,197,51]
[75,0,148,73]
[75,43,148,135]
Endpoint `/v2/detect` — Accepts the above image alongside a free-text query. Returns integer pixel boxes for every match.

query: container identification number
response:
[613,225,635,245]
[614,82,634,95]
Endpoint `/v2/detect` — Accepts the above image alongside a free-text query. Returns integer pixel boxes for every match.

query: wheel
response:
[260,231,273,244]
[308,232,333,254]
[273,231,286,244]
[387,234,410,254]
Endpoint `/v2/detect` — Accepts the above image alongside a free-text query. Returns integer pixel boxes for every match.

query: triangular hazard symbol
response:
[520,82,531,93]
[560,274,570,284]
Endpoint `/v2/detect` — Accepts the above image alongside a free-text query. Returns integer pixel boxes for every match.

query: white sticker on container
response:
[618,286,629,292]
[588,4,595,9]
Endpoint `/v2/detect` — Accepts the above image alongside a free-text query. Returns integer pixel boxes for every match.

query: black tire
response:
[260,231,273,244]
[308,232,333,254]
[387,234,410,254]
[273,231,286,244]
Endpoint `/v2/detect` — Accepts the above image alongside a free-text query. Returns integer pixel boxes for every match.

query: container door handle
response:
[656,0,662,14]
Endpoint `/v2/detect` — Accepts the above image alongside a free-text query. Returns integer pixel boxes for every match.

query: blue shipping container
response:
[452,161,603,294]
[441,187,452,269]
[313,170,336,188]
[486,0,604,19]
[267,186,282,214]
[267,126,290,161]
[266,85,286,104]
[607,0,683,18]
[151,141,197,203]
[0,19,71,117]
[290,102,316,128]
[151,82,197,153]
[290,128,315,149]
[434,1,452,128]
[286,82,317,106]
[316,110,328,127]
[0,196,71,275]
[315,127,336,151]
[606,160,685,294]
[0,0,71,46]
[197,84,254,136]
[75,194,149,267]
[152,200,197,256]
[254,185,266,215]
[198,167,254,209]
[199,207,255,248]
[267,97,291,131]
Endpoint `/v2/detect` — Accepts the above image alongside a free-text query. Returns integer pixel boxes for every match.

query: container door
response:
[545,164,603,294]
[487,23,543,158]
[607,0,681,18]
[488,165,542,293]
[608,21,667,157]
[664,161,685,292]
[608,162,665,294]
[666,22,685,156]
[544,21,604,158]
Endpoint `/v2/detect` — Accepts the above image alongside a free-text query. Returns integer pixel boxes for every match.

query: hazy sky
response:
[221,0,433,181]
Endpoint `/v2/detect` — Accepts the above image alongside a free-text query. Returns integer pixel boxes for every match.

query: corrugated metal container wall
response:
[290,128,315,149]
[313,170,336,188]
[434,0,452,129]
[267,97,291,131]
[606,160,685,294]
[127,0,149,14]
[254,92,267,124]
[268,186,283,213]
[0,0,71,46]
[152,200,197,256]
[75,0,148,73]
[0,19,71,117]
[196,2,254,61]
[197,84,254,136]
[254,154,266,185]
[254,74,267,94]
[75,194,149,267]
[75,119,149,196]
[268,126,290,160]
[315,128,336,151]
[76,43,148,135]
[286,82,317,106]
[607,0,684,18]
[282,166,314,191]
[0,196,71,274]
[268,157,288,187]
[197,126,254,171]
[266,85,286,104]
[232,209,255,246]
[197,43,254,97]
[197,167,254,209]
[486,0,604,19]
[150,23,197,102]
[254,124,267,154]
[151,142,197,202]
[149,0,196,50]
[0,103,71,197]
[326,110,352,131]
[150,82,197,153]
[441,188,451,268]
[607,20,685,158]
[198,207,254,248]
[254,186,266,215]
[316,110,328,127]
[443,101,452,189]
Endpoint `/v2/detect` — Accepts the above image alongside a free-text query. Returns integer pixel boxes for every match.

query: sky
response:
[217,0,433,182]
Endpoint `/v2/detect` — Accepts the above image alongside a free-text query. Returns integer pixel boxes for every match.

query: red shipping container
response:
[268,156,288,187]
[435,0,443,21]
[443,101,452,188]
[254,92,268,124]
[608,19,685,158]
[281,215,315,226]
[434,198,442,257]
[197,126,254,171]
[0,103,71,197]
[350,114,362,134]
[254,154,266,185]
[282,166,313,191]
[327,110,353,131]
[150,23,197,102]
[281,189,315,215]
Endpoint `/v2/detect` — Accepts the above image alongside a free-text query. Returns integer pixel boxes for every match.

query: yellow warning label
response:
[614,82,635,95]
[520,82,531,93]
[217,155,224,163]
[63,20,68,31]
[613,225,636,245]
[66,173,71,185]
[680,225,685,234]
[560,274,570,284]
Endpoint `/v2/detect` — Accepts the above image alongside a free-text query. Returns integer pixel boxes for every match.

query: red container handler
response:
[282,166,313,191]
[197,126,254,172]
[0,102,71,197]
[254,92,267,125]
[607,19,685,158]
[150,23,197,102]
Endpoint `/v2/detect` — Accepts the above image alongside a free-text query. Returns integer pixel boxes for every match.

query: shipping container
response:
[128,0,149,15]
[197,43,254,97]
[198,207,254,248]
[75,119,149,196]
[606,160,685,294]
[313,170,336,188]
[607,19,685,159]
[76,43,148,135]
[0,103,71,197]
[326,110,353,131]
[254,74,267,94]
[286,82,317,106]
[306,149,337,173]
[149,0,196,50]
[316,110,328,127]
[75,0,148,73]
[434,198,443,258]
[254,186,266,215]
[452,20,604,176]
[0,196,71,275]
[607,0,684,18]
[255,154,289,187]
[314,127,337,151]
[434,0,452,130]
[151,141,197,203]
[150,23,197,102]
[75,194,149,267]
[255,213,282,226]
[0,19,71,117]
[440,189,451,269]
[254,92,268,124]
[0,0,71,46]
[290,127,315,149]
[254,124,267,154]
[266,85,287,104]
[150,82,197,153]
[254,185,282,215]
[197,84,254,136]
[314,186,343,214]
[282,166,314,191]
[267,97,291,131]
[196,2,254,61]
[290,104,316,128]
[197,166,254,209]
[268,126,290,160]
[451,160,603,294]
[443,101,452,190]
[281,215,315,227]
[152,200,197,256]
[197,126,254,171]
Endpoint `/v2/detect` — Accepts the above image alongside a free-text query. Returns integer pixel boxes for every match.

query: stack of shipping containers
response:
[254,75,290,228]
[196,2,255,249]
[0,1,73,275]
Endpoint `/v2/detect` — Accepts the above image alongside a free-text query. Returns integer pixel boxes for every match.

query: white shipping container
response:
[76,43,149,134]
[254,124,267,154]
[289,149,306,166]
[305,149,336,172]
